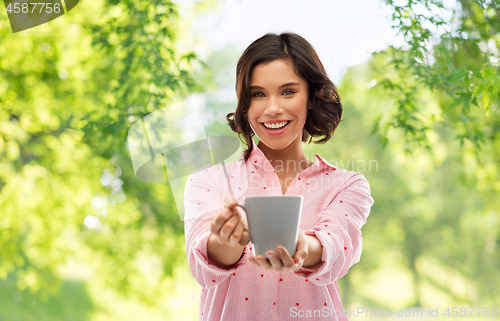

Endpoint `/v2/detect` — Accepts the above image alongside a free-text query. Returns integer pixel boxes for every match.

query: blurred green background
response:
[0,0,498,320]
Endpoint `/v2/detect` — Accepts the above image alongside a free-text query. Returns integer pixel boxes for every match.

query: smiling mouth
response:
[261,121,290,130]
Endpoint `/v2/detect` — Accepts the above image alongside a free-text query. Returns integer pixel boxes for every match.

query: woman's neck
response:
[257,137,314,178]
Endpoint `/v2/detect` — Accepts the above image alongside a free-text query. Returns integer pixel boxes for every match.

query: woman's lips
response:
[260,121,291,136]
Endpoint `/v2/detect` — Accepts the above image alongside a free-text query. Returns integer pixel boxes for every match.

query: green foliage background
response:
[0,0,498,320]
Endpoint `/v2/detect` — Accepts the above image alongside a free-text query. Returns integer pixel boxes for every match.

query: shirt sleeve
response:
[293,172,374,285]
[184,167,250,289]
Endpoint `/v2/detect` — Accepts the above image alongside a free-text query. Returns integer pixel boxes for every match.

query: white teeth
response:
[264,121,288,129]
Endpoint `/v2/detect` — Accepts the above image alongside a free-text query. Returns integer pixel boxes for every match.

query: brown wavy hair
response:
[226,32,343,162]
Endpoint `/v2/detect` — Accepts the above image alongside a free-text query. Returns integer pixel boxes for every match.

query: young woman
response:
[184,32,374,321]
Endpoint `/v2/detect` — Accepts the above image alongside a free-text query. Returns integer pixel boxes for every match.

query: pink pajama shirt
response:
[184,140,374,321]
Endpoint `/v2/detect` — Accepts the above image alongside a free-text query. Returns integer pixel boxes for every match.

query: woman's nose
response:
[264,96,282,115]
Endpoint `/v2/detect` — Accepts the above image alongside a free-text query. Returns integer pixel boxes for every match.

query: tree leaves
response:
[377,0,499,152]
[0,0,209,305]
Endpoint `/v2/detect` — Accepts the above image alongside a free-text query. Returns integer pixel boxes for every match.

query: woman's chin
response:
[257,136,298,152]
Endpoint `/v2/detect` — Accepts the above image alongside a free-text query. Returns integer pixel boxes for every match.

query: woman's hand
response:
[248,229,309,273]
[210,195,250,248]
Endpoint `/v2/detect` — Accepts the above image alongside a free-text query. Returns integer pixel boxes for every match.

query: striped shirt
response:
[184,140,374,321]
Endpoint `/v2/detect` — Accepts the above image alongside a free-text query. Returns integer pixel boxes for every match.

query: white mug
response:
[238,195,303,258]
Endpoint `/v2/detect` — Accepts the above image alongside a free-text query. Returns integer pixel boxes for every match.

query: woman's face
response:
[246,59,310,151]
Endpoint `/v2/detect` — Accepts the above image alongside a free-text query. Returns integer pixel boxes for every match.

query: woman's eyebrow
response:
[250,82,301,90]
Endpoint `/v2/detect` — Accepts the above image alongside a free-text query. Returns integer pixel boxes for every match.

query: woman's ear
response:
[308,101,313,110]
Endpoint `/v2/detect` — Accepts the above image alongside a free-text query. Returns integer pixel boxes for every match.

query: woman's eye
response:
[251,91,293,97]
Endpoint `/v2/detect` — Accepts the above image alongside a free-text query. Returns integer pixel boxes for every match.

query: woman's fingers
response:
[223,194,235,205]
[219,214,240,244]
[223,195,239,210]
[210,207,234,235]
[210,211,247,246]
[274,247,295,271]
[239,227,250,247]
[292,230,308,269]
[209,195,249,247]
[228,220,244,246]
[248,231,310,272]
[266,251,284,271]
[233,205,247,225]
[251,255,272,269]
[225,200,239,210]
[248,248,295,272]
[227,205,249,246]
[293,247,308,268]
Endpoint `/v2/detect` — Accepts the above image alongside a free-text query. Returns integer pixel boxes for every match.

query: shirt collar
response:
[237,139,267,168]
[311,154,337,170]
[238,139,337,172]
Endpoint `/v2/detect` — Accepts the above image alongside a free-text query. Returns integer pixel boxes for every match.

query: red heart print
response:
[249,247,252,250]
[340,200,343,203]
[197,203,200,205]
[316,278,319,281]
[298,177,301,180]
[202,289,204,291]
[263,187,266,189]
[233,273,236,276]
[230,176,234,178]
[212,279,216,282]
[324,302,327,306]
[261,274,264,277]
[324,224,328,227]
[190,179,193,181]
[325,172,329,175]
[345,214,348,216]
[279,278,283,281]
[254,160,257,163]
[328,233,331,235]
[296,303,300,306]
[245,298,249,301]
[274,302,276,305]
[207,189,210,192]
[307,183,310,186]
[305,279,308,282]
[251,171,254,173]
[344,247,347,250]
[238,187,241,190]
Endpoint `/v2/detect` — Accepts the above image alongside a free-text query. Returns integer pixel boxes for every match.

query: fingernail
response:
[278,249,284,255]
[223,195,233,204]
